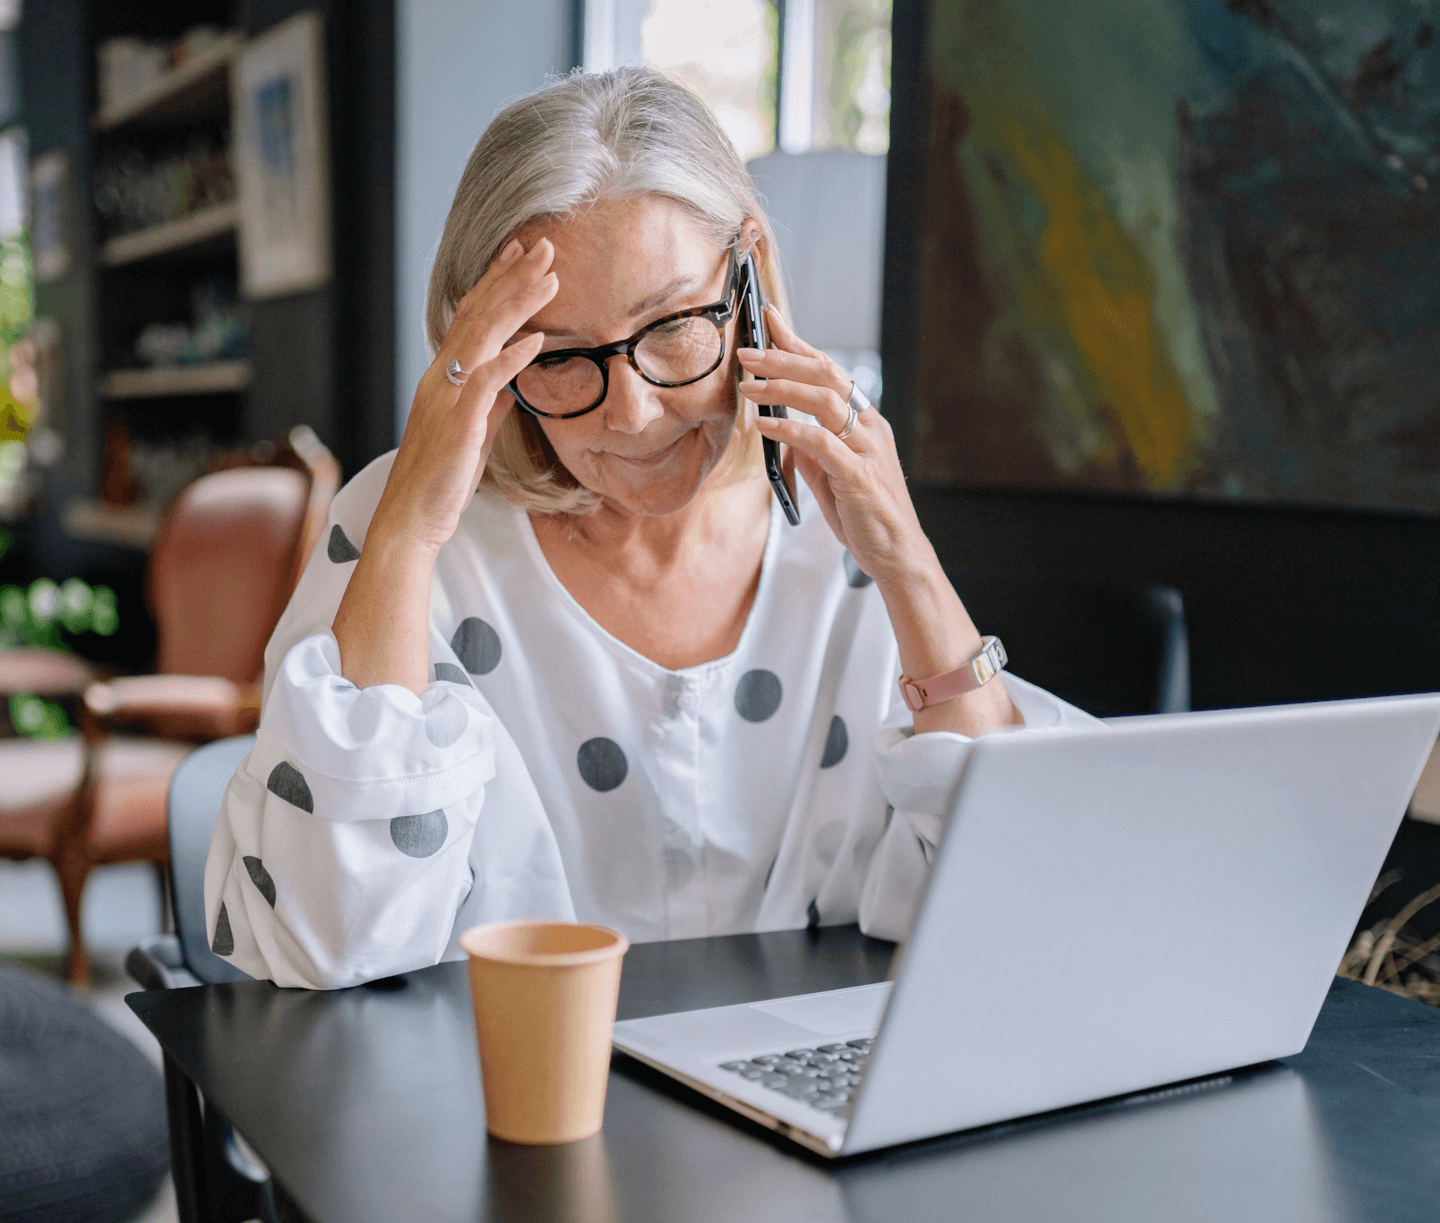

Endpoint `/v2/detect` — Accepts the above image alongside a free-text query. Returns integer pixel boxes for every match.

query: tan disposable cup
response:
[461,920,629,1145]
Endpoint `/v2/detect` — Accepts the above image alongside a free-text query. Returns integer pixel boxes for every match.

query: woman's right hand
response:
[371,237,558,555]
[332,238,557,694]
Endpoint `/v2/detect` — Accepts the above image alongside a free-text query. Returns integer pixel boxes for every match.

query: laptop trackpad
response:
[750,982,892,1036]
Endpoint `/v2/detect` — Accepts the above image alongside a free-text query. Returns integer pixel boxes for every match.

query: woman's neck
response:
[530,470,773,670]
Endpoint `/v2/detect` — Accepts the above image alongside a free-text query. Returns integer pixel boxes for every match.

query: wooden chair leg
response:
[54,853,92,986]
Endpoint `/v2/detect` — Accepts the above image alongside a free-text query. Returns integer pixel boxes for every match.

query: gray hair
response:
[426,66,787,515]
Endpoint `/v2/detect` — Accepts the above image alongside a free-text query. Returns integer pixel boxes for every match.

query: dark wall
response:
[242,0,396,479]
[912,484,1440,711]
[17,0,97,507]
[885,0,1440,712]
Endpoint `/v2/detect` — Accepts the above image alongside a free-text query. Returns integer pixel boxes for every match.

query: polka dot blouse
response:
[204,452,1100,988]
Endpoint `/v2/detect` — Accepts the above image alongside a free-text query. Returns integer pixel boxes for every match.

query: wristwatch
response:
[898,637,1008,713]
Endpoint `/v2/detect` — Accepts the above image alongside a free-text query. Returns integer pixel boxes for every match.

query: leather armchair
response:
[83,426,339,743]
[0,428,338,983]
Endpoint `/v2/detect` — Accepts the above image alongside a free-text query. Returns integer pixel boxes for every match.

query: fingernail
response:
[498,239,522,263]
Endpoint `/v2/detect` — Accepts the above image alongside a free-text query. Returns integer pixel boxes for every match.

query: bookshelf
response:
[92,31,241,131]
[97,361,250,400]
[80,20,249,542]
[100,201,238,267]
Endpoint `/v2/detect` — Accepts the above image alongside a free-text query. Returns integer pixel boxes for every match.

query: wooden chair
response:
[0,427,338,983]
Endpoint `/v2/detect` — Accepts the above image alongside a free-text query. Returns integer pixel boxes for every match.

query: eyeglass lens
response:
[514,315,726,416]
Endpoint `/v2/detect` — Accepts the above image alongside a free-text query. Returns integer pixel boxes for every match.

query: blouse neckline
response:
[514,487,783,681]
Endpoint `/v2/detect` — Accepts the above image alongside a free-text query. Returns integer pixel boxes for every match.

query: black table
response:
[129,926,1440,1223]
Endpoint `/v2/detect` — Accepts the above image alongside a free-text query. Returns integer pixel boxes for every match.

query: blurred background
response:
[4,0,1440,1217]
[0,0,893,974]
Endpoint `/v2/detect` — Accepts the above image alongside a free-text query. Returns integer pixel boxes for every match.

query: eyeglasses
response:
[506,247,740,420]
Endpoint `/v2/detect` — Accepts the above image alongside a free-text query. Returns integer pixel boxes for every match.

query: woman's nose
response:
[601,359,665,435]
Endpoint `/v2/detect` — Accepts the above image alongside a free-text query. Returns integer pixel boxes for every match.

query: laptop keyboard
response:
[718,1038,873,1114]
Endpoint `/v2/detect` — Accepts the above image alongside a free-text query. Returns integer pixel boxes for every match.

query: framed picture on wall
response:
[233,11,331,299]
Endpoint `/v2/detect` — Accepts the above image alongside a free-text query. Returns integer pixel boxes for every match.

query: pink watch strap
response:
[898,637,1008,713]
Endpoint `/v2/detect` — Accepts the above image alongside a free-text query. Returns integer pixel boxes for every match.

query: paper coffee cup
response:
[461,920,629,1145]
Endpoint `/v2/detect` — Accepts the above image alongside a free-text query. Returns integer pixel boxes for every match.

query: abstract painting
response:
[913,0,1440,513]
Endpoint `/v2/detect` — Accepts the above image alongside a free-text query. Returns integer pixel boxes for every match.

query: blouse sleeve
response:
[203,457,573,989]
[857,674,1105,943]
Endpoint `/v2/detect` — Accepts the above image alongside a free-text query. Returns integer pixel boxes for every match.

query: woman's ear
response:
[737,218,766,263]
[739,218,791,324]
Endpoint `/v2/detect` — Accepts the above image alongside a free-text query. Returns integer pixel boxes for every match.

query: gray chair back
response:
[168,735,255,984]
[946,572,1191,718]
[745,150,886,357]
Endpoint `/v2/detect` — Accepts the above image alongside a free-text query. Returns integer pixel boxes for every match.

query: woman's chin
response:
[585,439,726,517]
[595,471,708,518]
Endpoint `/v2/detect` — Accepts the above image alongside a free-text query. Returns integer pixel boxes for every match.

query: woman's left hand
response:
[739,306,1023,737]
[738,305,924,587]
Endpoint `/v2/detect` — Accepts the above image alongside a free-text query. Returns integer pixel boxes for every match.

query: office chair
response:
[126,734,255,990]
[745,149,885,365]
[126,734,277,1223]
[945,570,1190,718]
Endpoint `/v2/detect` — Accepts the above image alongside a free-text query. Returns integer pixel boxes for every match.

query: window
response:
[585,0,890,400]
[642,0,777,162]
[587,0,891,158]
[807,0,891,155]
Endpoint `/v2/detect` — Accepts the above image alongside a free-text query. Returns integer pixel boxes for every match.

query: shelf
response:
[94,32,242,131]
[62,499,162,550]
[98,361,251,399]
[101,201,239,266]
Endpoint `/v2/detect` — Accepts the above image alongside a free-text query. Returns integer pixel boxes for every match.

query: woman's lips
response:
[606,433,689,468]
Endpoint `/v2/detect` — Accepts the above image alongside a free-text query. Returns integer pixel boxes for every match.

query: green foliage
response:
[2,577,120,739]
[0,577,118,649]
[823,0,892,154]
[9,692,69,739]
[0,229,35,349]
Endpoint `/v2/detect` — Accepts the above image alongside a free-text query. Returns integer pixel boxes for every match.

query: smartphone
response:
[738,252,800,526]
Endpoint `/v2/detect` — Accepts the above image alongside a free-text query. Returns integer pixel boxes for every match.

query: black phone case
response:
[740,254,801,526]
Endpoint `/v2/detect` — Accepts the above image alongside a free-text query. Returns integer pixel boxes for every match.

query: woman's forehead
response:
[521,196,714,269]
[517,197,726,338]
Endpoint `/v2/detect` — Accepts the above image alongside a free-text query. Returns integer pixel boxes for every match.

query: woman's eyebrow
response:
[628,273,703,319]
[510,272,710,342]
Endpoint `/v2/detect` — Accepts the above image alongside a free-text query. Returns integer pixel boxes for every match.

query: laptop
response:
[612,694,1440,1157]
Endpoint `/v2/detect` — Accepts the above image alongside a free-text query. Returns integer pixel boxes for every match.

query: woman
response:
[205,68,1097,988]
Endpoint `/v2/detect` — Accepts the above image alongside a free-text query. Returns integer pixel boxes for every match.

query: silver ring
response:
[444,359,466,387]
[837,380,870,440]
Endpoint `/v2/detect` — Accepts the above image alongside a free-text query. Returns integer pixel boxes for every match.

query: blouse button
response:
[676,687,699,713]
